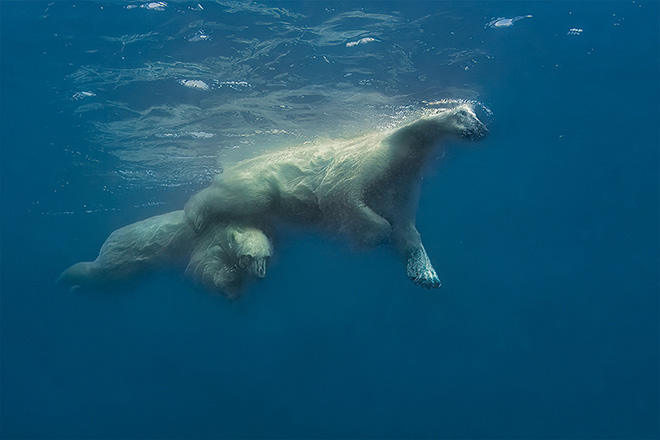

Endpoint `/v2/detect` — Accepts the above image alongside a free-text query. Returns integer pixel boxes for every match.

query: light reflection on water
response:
[58,1,495,209]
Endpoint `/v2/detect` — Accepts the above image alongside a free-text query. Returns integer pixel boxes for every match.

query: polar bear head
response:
[435,104,488,140]
[185,222,273,297]
[386,103,488,156]
[232,226,273,279]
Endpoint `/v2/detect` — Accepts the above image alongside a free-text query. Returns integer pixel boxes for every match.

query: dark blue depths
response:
[1,2,658,438]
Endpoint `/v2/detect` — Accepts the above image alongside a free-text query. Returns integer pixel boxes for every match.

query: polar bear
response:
[185,221,272,298]
[184,103,487,288]
[58,103,486,295]
[58,210,272,295]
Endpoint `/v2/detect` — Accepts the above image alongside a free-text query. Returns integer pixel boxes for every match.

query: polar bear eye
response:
[238,255,252,268]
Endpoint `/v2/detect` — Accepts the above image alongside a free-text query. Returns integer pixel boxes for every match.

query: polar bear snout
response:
[252,258,268,278]
[238,255,269,278]
[450,106,488,140]
[460,119,488,140]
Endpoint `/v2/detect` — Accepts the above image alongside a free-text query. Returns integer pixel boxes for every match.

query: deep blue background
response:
[1,2,658,439]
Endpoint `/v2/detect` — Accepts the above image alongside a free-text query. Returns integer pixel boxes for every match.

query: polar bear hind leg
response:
[57,210,194,289]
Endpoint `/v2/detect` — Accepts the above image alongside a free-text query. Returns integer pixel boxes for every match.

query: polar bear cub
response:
[58,211,272,295]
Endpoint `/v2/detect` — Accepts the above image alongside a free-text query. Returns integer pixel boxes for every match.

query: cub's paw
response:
[184,202,210,233]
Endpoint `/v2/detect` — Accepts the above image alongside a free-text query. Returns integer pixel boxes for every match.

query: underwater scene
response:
[1,1,658,438]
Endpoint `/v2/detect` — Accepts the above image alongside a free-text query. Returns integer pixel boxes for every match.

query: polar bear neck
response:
[383,117,453,175]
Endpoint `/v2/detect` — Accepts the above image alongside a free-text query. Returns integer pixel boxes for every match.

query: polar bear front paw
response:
[406,248,442,289]
[408,267,442,289]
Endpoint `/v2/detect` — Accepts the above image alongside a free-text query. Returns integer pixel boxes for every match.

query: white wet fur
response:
[59,104,487,297]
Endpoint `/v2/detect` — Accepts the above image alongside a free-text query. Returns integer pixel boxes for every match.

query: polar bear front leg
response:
[406,245,441,289]
[340,203,392,247]
[393,226,441,289]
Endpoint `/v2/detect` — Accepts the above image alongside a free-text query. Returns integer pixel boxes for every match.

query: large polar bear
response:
[59,103,487,296]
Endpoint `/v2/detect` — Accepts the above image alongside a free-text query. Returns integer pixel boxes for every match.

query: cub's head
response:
[437,104,488,140]
[232,226,273,279]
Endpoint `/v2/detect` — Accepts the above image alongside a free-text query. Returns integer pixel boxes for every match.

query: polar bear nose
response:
[238,255,268,278]
[460,119,488,140]
[472,120,489,139]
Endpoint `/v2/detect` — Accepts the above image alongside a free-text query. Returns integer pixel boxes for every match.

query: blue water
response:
[1,2,658,438]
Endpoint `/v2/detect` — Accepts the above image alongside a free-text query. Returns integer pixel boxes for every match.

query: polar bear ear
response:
[227,225,248,249]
